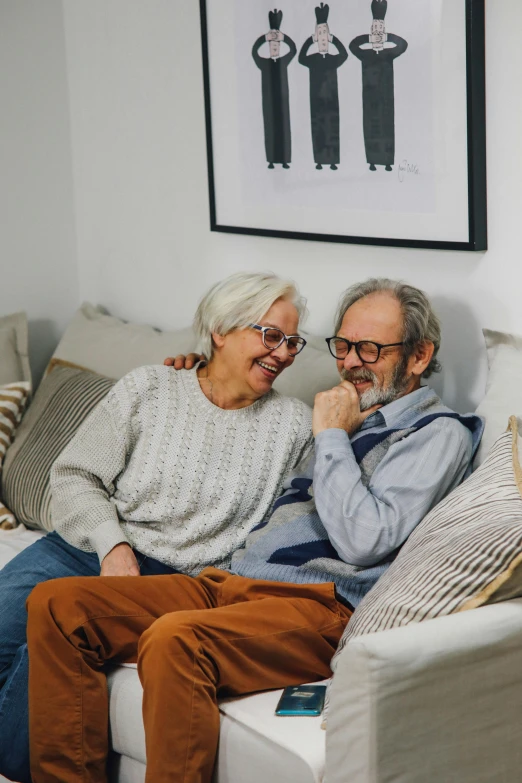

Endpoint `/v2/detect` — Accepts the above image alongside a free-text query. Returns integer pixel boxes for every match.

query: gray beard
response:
[341,358,410,412]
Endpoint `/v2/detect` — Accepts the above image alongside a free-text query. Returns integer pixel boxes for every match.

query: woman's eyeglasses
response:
[250,324,307,356]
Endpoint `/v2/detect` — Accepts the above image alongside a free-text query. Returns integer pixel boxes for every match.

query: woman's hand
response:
[164,354,205,370]
[100,543,141,576]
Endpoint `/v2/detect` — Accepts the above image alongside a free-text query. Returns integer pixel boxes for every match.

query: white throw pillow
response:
[474,328,522,466]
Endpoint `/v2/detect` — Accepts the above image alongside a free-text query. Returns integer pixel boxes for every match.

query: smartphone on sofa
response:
[275,684,326,716]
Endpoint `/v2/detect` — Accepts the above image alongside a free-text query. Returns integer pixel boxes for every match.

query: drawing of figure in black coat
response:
[252,9,296,169]
[299,4,348,170]
[350,0,407,172]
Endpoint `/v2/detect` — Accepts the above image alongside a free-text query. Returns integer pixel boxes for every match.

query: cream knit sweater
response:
[51,365,313,574]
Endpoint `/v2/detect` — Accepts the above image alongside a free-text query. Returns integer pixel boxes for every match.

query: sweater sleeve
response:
[289,401,314,471]
[50,378,136,564]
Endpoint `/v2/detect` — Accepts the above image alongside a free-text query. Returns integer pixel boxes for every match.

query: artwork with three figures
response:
[251,1,407,173]
[201,0,486,249]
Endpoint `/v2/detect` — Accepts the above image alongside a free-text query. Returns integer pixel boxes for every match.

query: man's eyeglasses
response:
[250,324,307,356]
[325,337,404,364]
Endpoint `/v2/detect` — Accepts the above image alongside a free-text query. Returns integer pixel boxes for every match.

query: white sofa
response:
[2,527,522,783]
[2,304,521,782]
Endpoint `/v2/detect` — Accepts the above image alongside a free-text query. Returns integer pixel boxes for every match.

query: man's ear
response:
[409,341,435,378]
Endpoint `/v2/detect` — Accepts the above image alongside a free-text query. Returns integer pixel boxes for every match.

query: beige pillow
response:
[51,303,198,380]
[474,328,522,466]
[0,312,31,385]
[273,331,340,408]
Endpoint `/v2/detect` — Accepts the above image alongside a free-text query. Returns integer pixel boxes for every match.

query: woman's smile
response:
[255,359,280,378]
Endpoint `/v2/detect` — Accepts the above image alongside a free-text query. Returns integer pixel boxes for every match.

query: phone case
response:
[275,684,326,716]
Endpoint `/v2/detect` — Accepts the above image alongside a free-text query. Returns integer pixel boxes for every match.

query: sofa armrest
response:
[325,598,522,783]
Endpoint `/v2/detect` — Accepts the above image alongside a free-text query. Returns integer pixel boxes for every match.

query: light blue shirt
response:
[313,387,474,567]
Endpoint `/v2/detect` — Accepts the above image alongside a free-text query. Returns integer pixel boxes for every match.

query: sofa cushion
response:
[0,312,31,386]
[474,328,522,467]
[0,382,31,529]
[107,665,326,783]
[2,364,114,531]
[52,303,198,380]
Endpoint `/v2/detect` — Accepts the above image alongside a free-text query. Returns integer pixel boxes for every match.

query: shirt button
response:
[326,454,332,461]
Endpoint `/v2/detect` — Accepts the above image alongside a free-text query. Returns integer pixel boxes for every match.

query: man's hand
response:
[312,381,382,437]
[164,354,205,370]
[100,543,141,577]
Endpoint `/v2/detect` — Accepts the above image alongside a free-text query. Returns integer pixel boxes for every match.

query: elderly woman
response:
[0,272,312,783]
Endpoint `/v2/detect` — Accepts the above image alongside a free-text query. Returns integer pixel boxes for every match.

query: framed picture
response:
[200,0,486,251]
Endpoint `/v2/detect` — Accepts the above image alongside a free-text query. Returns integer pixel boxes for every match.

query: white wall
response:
[0,0,79,383]
[45,1,522,411]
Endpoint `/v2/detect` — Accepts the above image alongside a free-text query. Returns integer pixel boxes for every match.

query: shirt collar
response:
[358,386,437,431]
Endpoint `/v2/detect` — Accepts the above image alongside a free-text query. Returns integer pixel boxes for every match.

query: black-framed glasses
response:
[250,324,307,356]
[325,337,404,363]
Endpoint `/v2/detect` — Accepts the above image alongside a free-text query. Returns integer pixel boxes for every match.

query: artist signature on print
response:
[398,160,420,183]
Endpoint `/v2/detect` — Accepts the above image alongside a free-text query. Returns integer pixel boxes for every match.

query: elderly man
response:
[26,279,482,783]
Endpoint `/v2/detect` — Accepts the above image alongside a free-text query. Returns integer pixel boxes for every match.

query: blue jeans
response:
[0,531,179,783]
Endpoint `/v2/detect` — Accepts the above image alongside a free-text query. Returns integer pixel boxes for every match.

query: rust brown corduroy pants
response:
[26,567,352,783]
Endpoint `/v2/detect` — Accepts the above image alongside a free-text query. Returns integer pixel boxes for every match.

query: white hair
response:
[194,272,307,359]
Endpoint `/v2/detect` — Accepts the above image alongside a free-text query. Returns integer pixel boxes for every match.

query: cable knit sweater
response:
[50,365,313,574]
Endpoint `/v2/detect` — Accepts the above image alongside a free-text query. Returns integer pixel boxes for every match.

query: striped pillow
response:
[1,365,114,531]
[322,416,522,725]
[0,382,31,529]
[0,382,31,464]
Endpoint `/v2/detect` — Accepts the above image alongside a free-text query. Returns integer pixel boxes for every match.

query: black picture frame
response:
[200,0,487,252]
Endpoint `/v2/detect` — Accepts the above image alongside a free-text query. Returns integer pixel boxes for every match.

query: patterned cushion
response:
[0,382,31,465]
[323,416,522,724]
[1,364,115,531]
[0,503,17,530]
[0,382,31,529]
